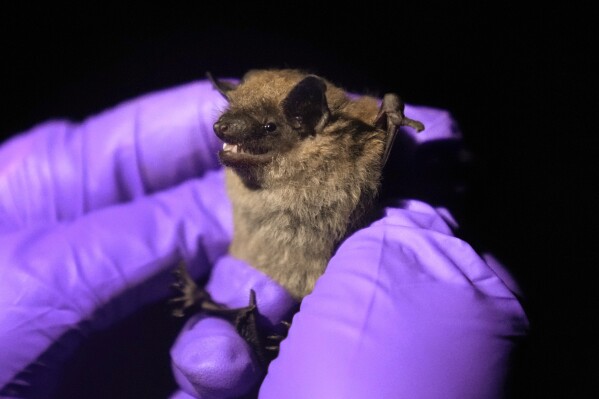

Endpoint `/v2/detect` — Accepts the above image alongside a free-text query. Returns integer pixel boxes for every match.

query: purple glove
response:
[170,256,299,399]
[0,76,529,399]
[0,81,233,396]
[260,201,528,398]
[171,204,528,399]
[167,105,529,399]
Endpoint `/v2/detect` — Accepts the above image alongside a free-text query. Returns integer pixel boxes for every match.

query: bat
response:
[171,69,424,365]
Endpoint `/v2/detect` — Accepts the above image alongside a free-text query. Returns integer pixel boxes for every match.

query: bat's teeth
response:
[223,143,239,153]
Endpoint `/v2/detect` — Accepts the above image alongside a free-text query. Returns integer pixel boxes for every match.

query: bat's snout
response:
[213,117,251,143]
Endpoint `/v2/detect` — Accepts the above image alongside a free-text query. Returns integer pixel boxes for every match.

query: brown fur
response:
[212,69,407,300]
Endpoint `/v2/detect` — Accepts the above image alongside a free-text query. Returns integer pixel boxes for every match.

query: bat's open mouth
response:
[219,142,275,166]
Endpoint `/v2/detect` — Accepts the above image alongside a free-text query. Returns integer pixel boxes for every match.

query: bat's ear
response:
[206,72,237,100]
[282,76,330,135]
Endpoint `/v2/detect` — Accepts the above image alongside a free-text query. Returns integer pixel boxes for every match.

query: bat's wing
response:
[374,93,425,166]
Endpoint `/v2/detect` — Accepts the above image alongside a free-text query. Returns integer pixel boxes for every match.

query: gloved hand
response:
[167,105,530,399]
[0,77,529,399]
[258,202,529,399]
[0,80,236,397]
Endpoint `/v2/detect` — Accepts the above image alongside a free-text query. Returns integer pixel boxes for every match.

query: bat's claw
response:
[280,320,291,329]
[261,319,293,356]
[170,261,214,317]
[375,93,425,166]
[171,307,185,318]
[402,117,425,132]
[218,290,293,367]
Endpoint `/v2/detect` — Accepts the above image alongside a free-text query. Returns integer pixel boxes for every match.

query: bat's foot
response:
[264,320,292,357]
[233,294,294,365]
[170,261,224,317]
[170,262,289,367]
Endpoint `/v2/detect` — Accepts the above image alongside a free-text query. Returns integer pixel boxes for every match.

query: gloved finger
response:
[205,255,299,330]
[0,80,226,232]
[170,316,262,399]
[0,169,231,396]
[171,255,298,399]
[260,200,529,399]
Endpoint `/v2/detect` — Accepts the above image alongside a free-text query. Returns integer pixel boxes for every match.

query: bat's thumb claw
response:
[403,118,425,132]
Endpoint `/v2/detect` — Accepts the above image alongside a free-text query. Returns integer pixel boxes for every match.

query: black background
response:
[1,2,595,398]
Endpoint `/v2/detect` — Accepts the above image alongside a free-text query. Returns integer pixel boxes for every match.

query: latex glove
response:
[0,75,529,398]
[0,81,232,397]
[171,202,529,399]
[260,201,529,398]
[170,255,299,399]
[167,106,529,399]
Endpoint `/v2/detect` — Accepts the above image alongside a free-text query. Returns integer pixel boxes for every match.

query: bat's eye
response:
[263,122,277,132]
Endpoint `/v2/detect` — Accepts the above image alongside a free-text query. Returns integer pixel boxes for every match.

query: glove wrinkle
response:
[0,170,232,394]
[0,81,225,233]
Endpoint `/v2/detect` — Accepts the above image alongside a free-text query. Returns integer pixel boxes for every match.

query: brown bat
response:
[172,68,424,364]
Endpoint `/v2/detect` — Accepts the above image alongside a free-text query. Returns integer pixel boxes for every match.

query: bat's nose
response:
[213,116,251,142]
[213,120,232,142]
[213,121,228,135]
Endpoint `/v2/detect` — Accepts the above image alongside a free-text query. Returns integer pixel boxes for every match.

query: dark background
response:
[1,2,595,398]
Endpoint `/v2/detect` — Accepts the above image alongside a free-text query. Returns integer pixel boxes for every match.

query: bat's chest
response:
[225,163,370,273]
[239,191,343,235]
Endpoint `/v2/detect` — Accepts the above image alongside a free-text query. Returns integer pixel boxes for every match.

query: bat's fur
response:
[211,69,422,300]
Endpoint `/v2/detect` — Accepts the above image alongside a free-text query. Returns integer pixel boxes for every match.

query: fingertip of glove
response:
[171,317,263,399]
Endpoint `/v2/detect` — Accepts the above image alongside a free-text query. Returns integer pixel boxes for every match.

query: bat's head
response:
[209,69,331,187]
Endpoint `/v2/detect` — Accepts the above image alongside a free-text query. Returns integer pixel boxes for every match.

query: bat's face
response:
[213,103,302,169]
[210,70,331,179]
